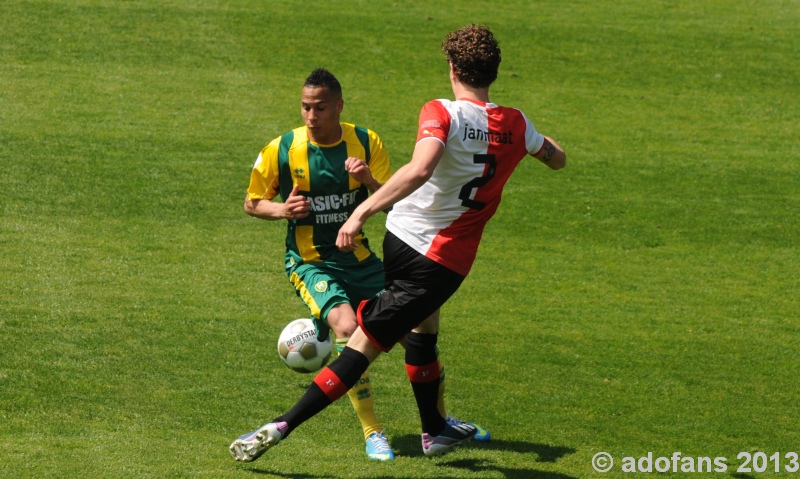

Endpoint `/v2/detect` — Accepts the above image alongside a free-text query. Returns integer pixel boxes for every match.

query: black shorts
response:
[356,231,465,352]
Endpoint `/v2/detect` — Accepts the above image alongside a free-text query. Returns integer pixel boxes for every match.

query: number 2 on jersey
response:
[458,154,497,210]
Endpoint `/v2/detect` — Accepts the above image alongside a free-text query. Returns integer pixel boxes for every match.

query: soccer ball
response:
[277,318,333,374]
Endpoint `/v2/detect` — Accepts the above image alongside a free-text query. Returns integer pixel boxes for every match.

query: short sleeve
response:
[246,139,281,201]
[367,130,392,184]
[416,100,451,144]
[523,114,546,155]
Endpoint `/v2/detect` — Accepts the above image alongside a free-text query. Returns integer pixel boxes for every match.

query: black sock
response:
[274,347,370,437]
[405,332,446,436]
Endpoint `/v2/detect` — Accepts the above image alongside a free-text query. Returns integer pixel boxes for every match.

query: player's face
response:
[301,86,343,145]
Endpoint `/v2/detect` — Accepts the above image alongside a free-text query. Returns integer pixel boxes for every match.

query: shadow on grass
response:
[391,433,576,461]
[249,463,576,479]
[438,458,578,479]
[245,435,577,479]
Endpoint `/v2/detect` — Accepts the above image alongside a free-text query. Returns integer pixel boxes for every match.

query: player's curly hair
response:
[442,24,501,88]
[304,68,342,97]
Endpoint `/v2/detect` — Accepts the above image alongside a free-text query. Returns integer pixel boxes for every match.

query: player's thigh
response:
[288,264,350,339]
[361,233,464,349]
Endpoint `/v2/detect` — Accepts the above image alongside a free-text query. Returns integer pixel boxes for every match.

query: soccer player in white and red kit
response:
[228,25,566,462]
[386,96,548,277]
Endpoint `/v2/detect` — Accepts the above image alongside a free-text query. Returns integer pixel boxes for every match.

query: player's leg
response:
[405,311,445,436]
[230,264,387,463]
[364,231,476,455]
[331,256,396,460]
[229,329,381,463]
[328,304,381,439]
[406,312,477,456]
[398,334,491,442]
[327,304,393,461]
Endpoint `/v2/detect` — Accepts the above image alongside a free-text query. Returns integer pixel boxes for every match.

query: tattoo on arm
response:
[542,140,556,163]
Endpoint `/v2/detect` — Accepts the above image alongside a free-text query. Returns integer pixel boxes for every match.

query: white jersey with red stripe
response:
[386,98,545,276]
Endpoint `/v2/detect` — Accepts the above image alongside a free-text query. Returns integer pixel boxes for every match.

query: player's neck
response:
[451,80,490,103]
[308,124,343,145]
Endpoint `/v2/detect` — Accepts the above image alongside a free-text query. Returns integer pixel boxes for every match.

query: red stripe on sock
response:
[405,361,441,383]
[313,367,350,401]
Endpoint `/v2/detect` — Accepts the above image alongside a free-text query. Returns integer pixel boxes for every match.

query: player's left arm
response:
[531,136,566,170]
[336,138,445,252]
[345,157,382,193]
[345,130,392,194]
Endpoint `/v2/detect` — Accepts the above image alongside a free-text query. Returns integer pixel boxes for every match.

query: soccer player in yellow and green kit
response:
[235,68,488,462]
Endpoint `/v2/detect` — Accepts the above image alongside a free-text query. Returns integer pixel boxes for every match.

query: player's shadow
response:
[439,458,579,479]
[396,434,578,478]
[246,472,320,479]
[250,466,576,479]
[392,433,576,462]
[245,436,577,479]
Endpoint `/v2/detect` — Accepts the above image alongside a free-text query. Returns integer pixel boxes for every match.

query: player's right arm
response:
[243,146,311,221]
[244,184,310,221]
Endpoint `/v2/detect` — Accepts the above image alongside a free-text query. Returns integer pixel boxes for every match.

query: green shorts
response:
[286,254,384,341]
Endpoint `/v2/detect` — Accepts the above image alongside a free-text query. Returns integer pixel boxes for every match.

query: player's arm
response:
[336,139,445,251]
[531,136,566,170]
[244,184,311,221]
[344,157,382,193]
[344,156,393,214]
[345,130,392,194]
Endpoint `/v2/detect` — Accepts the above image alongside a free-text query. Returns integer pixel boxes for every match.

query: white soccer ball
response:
[277,318,333,374]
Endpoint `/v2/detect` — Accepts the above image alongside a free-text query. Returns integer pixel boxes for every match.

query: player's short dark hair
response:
[442,25,501,88]
[304,68,342,98]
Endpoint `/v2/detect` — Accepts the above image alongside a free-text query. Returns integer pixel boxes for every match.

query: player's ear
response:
[337,98,344,114]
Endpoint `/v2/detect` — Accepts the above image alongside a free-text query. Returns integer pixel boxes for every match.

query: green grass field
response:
[2,1,798,478]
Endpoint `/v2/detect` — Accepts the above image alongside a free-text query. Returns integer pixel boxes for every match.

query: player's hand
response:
[284,184,311,220]
[336,213,365,252]
[345,157,376,189]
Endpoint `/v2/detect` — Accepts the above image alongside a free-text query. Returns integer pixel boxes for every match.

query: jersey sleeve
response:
[367,129,392,184]
[247,138,281,201]
[416,100,451,144]
[523,113,546,155]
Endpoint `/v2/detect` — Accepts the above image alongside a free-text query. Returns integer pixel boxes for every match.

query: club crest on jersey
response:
[462,123,514,144]
[314,281,328,293]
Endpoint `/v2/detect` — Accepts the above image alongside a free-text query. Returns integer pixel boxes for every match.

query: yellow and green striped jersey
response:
[247,123,391,266]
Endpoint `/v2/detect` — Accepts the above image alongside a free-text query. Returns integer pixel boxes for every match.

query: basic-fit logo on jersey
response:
[309,191,359,225]
[314,281,328,293]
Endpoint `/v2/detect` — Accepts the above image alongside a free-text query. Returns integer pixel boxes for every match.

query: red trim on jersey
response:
[426,231,481,276]
[356,300,392,353]
[405,361,441,383]
[313,367,350,401]
[417,101,451,143]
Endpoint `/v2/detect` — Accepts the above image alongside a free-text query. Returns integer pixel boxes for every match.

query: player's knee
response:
[333,322,357,338]
[326,304,358,338]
